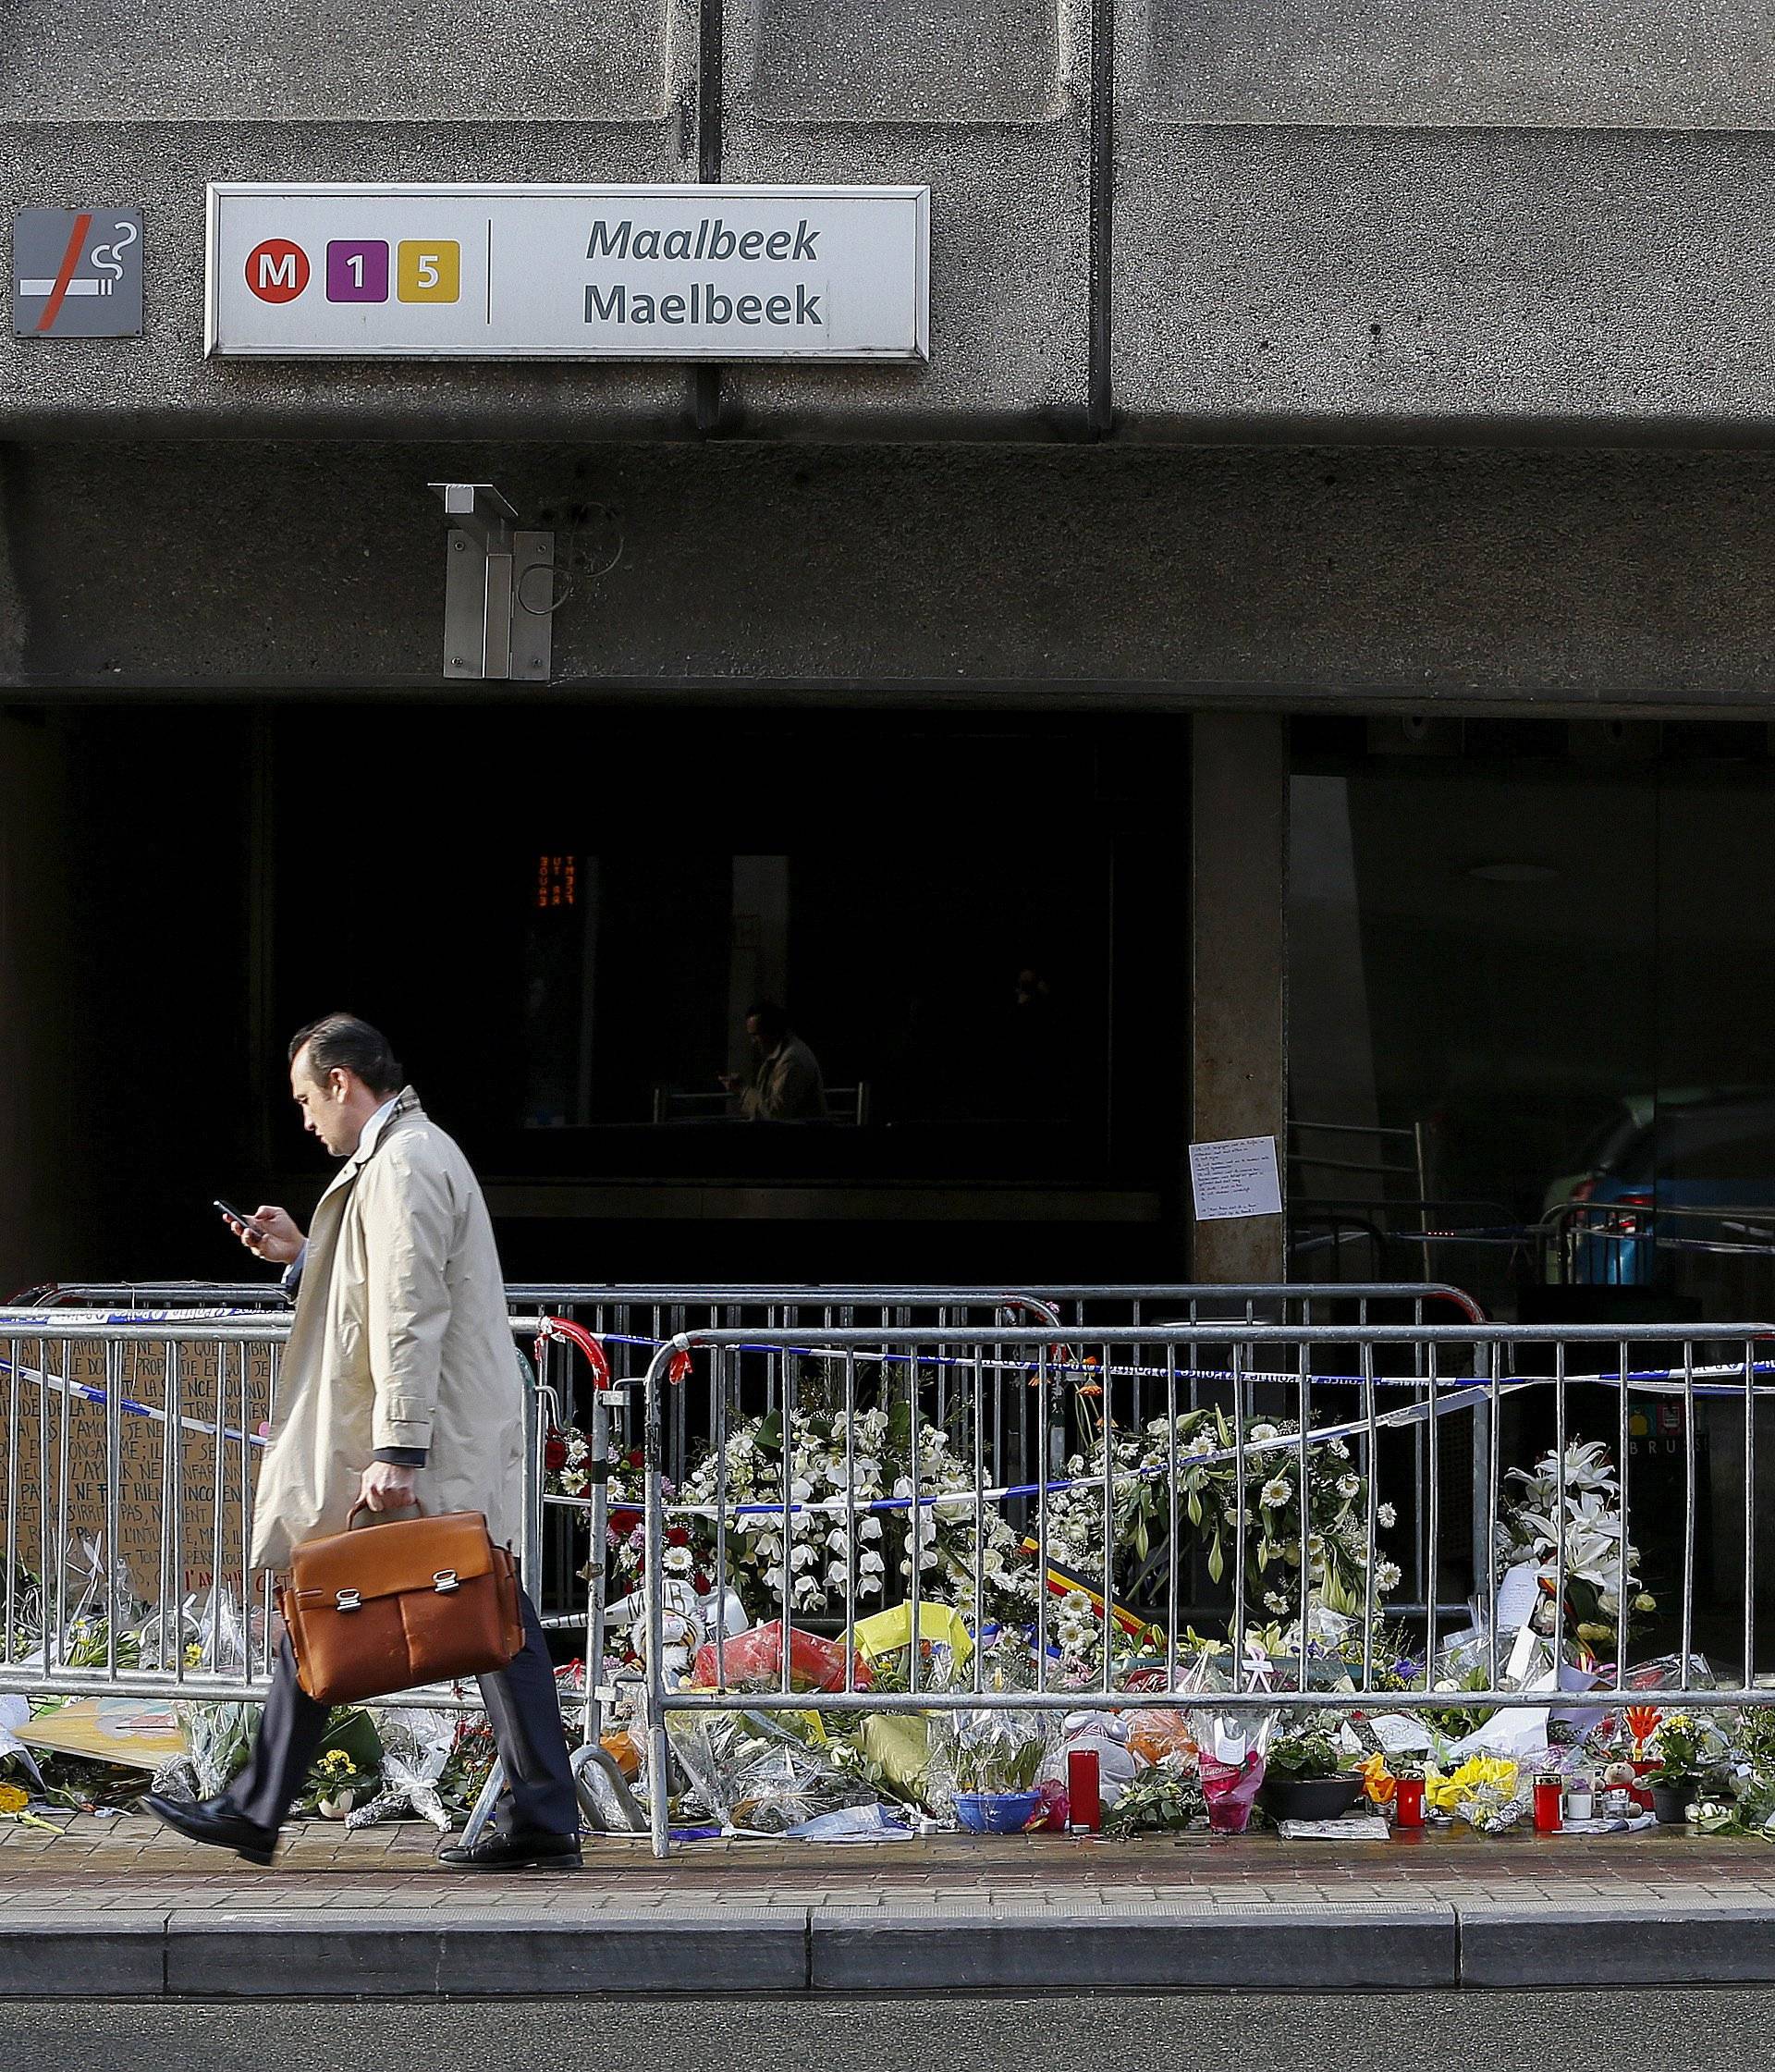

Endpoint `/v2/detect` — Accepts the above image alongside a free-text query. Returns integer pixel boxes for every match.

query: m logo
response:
[245,239,310,304]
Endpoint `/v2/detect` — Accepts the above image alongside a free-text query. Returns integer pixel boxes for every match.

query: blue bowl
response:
[954,1789,1044,1834]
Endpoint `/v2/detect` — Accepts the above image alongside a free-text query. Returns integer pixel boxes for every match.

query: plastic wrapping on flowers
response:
[666,1707,884,1835]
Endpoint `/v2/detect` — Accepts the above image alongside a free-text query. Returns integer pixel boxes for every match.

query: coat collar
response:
[314,1085,422,1209]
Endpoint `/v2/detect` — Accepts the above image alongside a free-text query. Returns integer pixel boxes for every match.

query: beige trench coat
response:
[249,1088,524,1575]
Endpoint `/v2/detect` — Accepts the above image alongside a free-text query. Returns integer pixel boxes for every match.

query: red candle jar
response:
[1067,1748,1101,1833]
[1393,1777,1426,1828]
[1533,1776,1563,1833]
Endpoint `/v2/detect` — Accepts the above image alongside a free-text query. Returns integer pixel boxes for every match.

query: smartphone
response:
[214,1198,262,1232]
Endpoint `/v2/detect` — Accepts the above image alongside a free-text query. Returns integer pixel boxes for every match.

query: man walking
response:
[145,1013,581,1870]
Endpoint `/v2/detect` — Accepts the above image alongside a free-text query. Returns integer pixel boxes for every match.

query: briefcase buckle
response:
[433,1569,460,1593]
[336,1588,362,1612]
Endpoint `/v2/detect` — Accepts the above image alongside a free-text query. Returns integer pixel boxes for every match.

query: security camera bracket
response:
[428,481,555,681]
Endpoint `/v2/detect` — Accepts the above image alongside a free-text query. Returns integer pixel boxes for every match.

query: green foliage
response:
[1104,1759,1205,1833]
[1266,1729,1345,1782]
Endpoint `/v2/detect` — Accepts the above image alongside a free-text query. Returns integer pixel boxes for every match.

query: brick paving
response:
[5,1810,1775,1916]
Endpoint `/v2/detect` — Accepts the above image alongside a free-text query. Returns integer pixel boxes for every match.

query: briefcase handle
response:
[346,1495,426,1527]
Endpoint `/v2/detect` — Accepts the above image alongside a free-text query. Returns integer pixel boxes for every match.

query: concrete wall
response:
[6,0,1775,438]
[8,438,1775,704]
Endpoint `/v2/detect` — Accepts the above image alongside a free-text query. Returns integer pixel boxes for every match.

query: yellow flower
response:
[1361,1753,1396,1805]
[0,1783,28,1816]
[1426,1756,1519,1813]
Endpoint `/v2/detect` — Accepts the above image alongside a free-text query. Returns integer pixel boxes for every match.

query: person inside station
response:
[720,999,827,1121]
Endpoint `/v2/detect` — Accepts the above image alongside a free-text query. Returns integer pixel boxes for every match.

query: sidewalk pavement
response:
[5,1812,1775,1996]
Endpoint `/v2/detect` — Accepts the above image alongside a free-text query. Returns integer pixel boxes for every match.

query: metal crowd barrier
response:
[0,1282,1488,1842]
[19,1281,1487,1629]
[0,1309,558,1701]
[0,1305,652,1835]
[629,1319,1775,1856]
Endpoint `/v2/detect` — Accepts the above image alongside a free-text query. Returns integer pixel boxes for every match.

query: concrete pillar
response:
[1190,712,1289,1283]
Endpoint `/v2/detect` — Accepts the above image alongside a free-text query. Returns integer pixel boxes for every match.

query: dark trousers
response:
[227,1585,579,1837]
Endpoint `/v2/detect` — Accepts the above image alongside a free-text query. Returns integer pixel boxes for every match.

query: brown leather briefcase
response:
[280,1502,523,1706]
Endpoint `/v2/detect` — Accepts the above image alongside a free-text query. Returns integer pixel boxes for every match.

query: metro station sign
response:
[205,183,928,362]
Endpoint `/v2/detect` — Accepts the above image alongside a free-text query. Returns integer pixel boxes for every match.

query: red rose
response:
[627,1448,644,1470]
[544,1435,568,1474]
[667,1526,691,1548]
[693,1573,712,1593]
[609,1507,641,1537]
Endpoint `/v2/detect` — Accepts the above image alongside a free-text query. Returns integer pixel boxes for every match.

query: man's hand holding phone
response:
[216,1201,305,1265]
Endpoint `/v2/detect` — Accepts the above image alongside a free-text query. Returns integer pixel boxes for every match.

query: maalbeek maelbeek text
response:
[583,217,826,328]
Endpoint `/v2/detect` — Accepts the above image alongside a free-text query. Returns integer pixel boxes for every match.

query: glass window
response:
[1288,718,1775,1319]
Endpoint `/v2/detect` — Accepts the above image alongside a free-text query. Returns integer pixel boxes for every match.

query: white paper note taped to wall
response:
[1189,1135,1283,1221]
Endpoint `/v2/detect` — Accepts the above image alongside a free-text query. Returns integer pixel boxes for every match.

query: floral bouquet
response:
[1494,1439,1653,1649]
[930,1707,1053,1796]
[678,1403,1037,1626]
[1042,1407,1398,1647]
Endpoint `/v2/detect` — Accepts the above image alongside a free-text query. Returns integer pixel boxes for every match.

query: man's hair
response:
[746,999,790,1044]
[288,1013,404,1095]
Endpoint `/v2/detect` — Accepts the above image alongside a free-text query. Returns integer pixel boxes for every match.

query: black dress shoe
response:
[436,1826,582,1871]
[143,1793,278,1868]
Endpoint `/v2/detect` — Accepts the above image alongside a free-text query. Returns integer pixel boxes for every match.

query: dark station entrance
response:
[0,703,1191,1294]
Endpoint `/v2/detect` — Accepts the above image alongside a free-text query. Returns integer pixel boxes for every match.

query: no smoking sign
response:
[12,208,143,337]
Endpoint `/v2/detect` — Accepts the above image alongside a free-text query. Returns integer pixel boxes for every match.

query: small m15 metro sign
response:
[12,209,143,337]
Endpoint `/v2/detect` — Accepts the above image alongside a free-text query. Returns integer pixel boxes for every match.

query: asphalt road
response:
[0,1992,1768,2072]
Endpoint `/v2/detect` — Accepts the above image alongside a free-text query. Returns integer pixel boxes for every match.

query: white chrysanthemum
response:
[1260,1477,1291,1509]
[1337,1473,1362,1500]
[1375,1560,1402,1592]
[1248,1423,1279,1445]
[662,1546,693,1576]
[1376,1502,1397,1529]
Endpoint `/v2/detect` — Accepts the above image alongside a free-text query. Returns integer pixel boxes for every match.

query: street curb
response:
[0,1913,168,1998]
[810,1906,1458,1992]
[2,1901,1773,1995]
[162,1909,807,1997]
[1459,1904,1775,1987]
